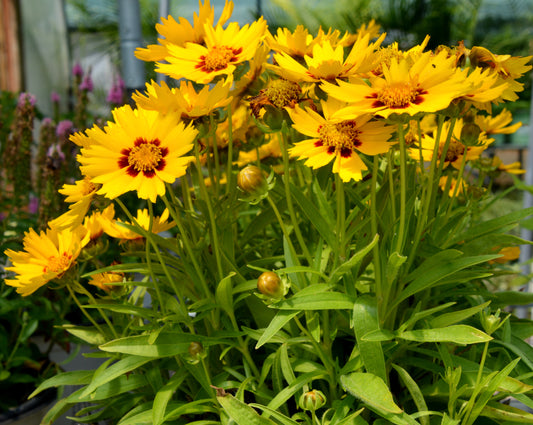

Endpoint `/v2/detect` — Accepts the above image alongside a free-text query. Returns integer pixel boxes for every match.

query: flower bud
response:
[257,271,284,299]
[188,341,204,358]
[460,122,481,146]
[299,390,326,411]
[237,165,271,204]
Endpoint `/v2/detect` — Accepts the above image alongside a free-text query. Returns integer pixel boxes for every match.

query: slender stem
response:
[371,156,384,324]
[74,282,119,338]
[66,284,107,337]
[162,190,212,300]
[266,195,301,270]
[225,103,234,196]
[335,173,346,262]
[279,125,313,265]
[445,150,468,218]
[146,201,167,314]
[395,123,407,254]
[194,143,224,281]
[387,149,397,223]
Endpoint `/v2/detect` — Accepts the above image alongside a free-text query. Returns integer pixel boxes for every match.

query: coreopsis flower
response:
[475,108,522,136]
[249,78,302,118]
[288,99,395,182]
[468,46,532,102]
[489,246,520,264]
[439,176,464,197]
[266,25,315,58]
[88,271,124,293]
[133,78,233,119]
[455,67,508,111]
[78,105,198,203]
[83,205,116,240]
[4,226,89,296]
[322,50,469,120]
[268,33,383,84]
[102,208,175,240]
[156,18,267,84]
[414,119,491,169]
[491,157,525,175]
[49,177,100,231]
[371,36,430,77]
[135,0,234,62]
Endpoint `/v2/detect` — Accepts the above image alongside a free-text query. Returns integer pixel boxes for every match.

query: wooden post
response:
[0,0,22,91]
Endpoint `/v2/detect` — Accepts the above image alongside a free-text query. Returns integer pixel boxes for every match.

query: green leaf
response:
[429,301,491,328]
[29,370,94,399]
[490,291,533,307]
[216,272,236,317]
[153,373,187,425]
[249,403,301,425]
[99,332,239,357]
[395,253,496,307]
[481,400,533,423]
[353,295,387,382]
[392,364,429,425]
[83,303,155,318]
[61,324,107,345]
[340,372,403,415]
[271,292,355,310]
[399,325,492,345]
[329,234,379,285]
[256,310,299,348]
[73,374,148,402]
[217,392,277,425]
[289,181,337,249]
[80,355,152,398]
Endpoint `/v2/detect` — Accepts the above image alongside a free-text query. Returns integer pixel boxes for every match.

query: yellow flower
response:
[268,33,383,83]
[83,205,116,240]
[288,99,395,182]
[414,119,491,169]
[489,246,520,264]
[491,157,525,175]
[133,79,233,119]
[88,271,124,293]
[266,25,315,57]
[322,50,468,119]
[48,176,99,231]
[4,226,89,296]
[439,176,464,197]
[475,109,522,135]
[78,105,198,203]
[102,208,175,240]
[469,46,532,102]
[156,18,267,84]
[135,0,234,62]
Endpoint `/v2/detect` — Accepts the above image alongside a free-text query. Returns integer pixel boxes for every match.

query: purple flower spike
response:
[72,62,84,77]
[17,92,36,108]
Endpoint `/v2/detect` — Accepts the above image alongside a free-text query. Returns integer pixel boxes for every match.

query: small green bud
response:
[299,389,326,411]
[460,122,482,146]
[188,341,204,358]
[480,308,509,335]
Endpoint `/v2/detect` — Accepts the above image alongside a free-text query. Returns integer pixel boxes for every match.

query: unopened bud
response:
[460,122,481,146]
[237,165,272,204]
[299,389,326,411]
[188,341,204,358]
[257,271,284,299]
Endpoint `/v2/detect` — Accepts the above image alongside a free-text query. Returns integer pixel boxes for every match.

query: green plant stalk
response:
[266,195,301,269]
[226,103,235,196]
[146,201,168,314]
[209,114,222,197]
[462,341,490,425]
[279,123,313,265]
[66,284,107,338]
[395,122,407,254]
[294,315,337,401]
[444,149,468,218]
[194,143,225,281]
[335,173,346,263]
[406,115,446,271]
[162,189,212,301]
[371,156,385,323]
[387,149,397,224]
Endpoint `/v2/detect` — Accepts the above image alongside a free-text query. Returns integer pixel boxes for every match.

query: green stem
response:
[162,189,212,300]
[194,143,224,281]
[66,284,107,338]
[279,124,313,265]
[462,341,489,425]
[225,103,235,196]
[266,195,301,270]
[335,173,346,262]
[371,156,384,323]
[395,123,407,254]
